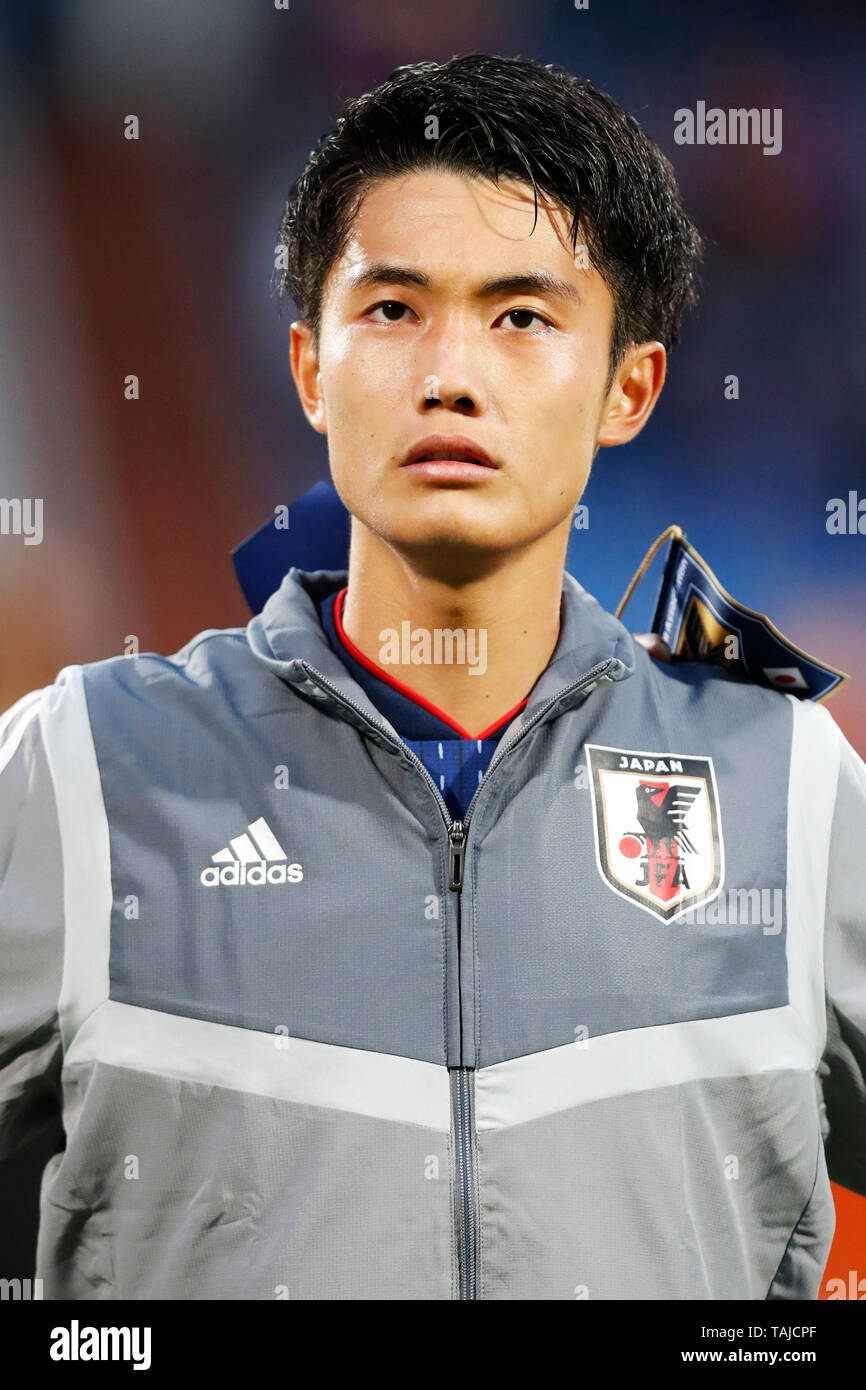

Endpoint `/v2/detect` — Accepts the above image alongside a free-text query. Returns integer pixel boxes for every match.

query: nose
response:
[416,321,488,416]
[421,375,479,414]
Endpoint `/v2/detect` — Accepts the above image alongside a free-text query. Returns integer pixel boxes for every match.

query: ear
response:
[289,321,328,435]
[595,341,667,448]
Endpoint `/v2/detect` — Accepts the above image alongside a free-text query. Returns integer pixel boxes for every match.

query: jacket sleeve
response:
[819,718,866,1197]
[0,687,64,1159]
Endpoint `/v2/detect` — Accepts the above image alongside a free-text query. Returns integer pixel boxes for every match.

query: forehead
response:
[325,168,600,294]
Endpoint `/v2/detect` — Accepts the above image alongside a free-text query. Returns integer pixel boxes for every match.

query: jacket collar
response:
[246,566,636,743]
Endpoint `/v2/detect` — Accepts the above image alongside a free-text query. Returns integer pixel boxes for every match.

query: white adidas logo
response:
[200,817,304,887]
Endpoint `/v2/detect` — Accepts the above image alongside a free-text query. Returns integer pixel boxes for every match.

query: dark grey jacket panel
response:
[80,627,451,1065]
[464,649,792,1067]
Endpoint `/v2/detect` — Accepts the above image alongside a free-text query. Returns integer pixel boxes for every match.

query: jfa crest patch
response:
[585,744,724,922]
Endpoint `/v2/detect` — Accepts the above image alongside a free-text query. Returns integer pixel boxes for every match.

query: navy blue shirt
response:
[316,588,528,821]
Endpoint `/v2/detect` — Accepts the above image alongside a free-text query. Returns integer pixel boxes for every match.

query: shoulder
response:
[630,635,799,717]
[0,625,254,760]
[78,625,250,696]
[629,639,860,762]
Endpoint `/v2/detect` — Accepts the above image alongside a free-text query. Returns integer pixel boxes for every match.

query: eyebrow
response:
[348,263,583,305]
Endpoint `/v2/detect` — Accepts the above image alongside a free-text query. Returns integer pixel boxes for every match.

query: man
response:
[1,54,864,1301]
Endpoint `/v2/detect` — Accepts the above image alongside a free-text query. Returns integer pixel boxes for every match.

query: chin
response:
[390,524,520,562]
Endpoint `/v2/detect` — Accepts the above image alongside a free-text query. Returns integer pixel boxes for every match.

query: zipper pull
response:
[448,820,466,892]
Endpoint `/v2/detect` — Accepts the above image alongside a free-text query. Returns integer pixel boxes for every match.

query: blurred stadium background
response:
[0,0,863,1293]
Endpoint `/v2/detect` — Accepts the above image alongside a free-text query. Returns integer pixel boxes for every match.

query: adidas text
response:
[201,861,304,887]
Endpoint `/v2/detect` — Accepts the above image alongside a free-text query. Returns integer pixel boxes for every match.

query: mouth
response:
[401,436,499,470]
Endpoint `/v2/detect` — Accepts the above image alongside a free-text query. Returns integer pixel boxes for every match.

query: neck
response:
[339,520,572,739]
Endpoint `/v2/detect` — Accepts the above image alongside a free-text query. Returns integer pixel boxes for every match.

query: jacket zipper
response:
[449,1052,476,1299]
[295,654,623,1301]
[447,819,477,1298]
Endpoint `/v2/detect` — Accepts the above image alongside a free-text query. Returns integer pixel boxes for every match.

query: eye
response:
[499,307,554,331]
[366,300,415,323]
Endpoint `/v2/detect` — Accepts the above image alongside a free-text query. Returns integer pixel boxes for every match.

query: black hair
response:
[275,54,703,384]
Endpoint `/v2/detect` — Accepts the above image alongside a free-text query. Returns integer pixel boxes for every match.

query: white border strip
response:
[475,1004,815,1131]
[39,665,113,1051]
[784,695,841,1055]
[65,999,452,1132]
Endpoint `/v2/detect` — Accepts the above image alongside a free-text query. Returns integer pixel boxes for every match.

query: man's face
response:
[291,169,658,573]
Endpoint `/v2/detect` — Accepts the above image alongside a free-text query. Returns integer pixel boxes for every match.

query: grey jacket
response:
[1,565,865,1299]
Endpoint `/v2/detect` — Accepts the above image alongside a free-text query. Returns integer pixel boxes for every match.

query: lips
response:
[401,436,498,469]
